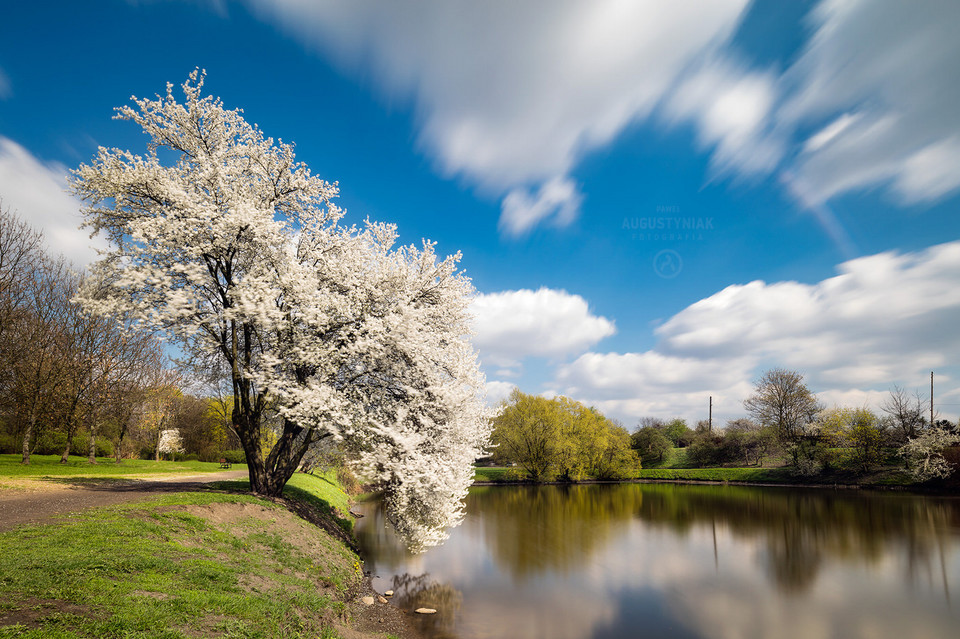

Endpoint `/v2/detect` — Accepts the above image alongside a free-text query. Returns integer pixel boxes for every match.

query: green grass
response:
[209,471,355,534]
[634,467,794,482]
[0,486,361,638]
[0,454,246,480]
[475,462,915,487]
[473,467,513,482]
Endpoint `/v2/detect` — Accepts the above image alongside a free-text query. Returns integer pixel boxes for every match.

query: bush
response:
[182,453,200,461]
[0,433,17,454]
[335,465,361,495]
[34,431,68,455]
[221,449,247,464]
[69,435,114,458]
[501,468,527,482]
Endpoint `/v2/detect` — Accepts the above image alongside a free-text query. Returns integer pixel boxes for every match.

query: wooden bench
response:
[219,458,232,469]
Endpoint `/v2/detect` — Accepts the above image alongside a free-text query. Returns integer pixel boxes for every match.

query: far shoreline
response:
[471,477,960,495]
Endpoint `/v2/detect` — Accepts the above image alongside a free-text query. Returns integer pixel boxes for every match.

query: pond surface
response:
[354,484,960,639]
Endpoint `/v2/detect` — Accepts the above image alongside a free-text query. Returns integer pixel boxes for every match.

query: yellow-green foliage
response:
[491,390,639,482]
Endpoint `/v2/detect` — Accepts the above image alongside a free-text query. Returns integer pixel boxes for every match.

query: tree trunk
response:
[21,414,35,465]
[88,422,97,464]
[239,417,314,498]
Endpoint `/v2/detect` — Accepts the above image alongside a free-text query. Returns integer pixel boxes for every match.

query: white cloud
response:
[780,0,960,205]
[0,137,105,266]
[499,176,582,237]
[244,0,751,232]
[239,0,960,230]
[484,380,517,407]
[470,287,615,369]
[553,242,960,425]
[665,56,782,177]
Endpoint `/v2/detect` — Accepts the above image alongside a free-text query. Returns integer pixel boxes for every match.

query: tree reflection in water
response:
[474,484,957,593]
[387,573,462,639]
[355,484,960,639]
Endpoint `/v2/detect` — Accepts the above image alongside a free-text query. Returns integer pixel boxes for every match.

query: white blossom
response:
[898,426,960,483]
[158,429,184,455]
[71,70,491,551]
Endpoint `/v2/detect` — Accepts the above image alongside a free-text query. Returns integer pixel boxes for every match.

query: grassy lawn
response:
[0,454,246,480]
[0,474,369,638]
[474,460,918,487]
[473,467,514,482]
[633,467,795,482]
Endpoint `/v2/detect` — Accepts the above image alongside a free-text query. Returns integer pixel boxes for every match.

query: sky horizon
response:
[1,0,958,428]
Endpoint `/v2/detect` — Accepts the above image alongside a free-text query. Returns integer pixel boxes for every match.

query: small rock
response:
[378,596,388,604]
[384,590,394,597]
[415,608,438,614]
[361,596,375,606]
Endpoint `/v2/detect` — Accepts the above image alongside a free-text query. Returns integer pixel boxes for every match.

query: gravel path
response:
[0,470,249,531]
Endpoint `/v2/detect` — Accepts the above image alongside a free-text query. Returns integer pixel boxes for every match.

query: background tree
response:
[631,426,671,464]
[662,418,694,447]
[881,386,927,443]
[744,368,821,442]
[492,390,637,481]
[491,390,559,481]
[847,408,887,472]
[10,256,72,464]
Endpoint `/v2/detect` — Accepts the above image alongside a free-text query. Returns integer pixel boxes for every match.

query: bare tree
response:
[881,385,927,443]
[9,257,72,464]
[743,368,822,442]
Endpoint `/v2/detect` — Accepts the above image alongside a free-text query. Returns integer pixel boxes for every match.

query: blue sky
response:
[2,0,959,426]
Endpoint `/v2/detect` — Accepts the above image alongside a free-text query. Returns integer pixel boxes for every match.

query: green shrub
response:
[182,453,200,461]
[0,433,18,454]
[34,431,68,455]
[501,468,527,482]
[70,435,114,458]
[221,449,247,464]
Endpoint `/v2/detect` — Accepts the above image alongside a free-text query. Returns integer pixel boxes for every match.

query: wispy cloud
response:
[242,0,752,233]
[0,136,105,266]
[239,0,960,235]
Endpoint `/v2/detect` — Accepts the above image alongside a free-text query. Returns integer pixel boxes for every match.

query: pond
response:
[354,483,960,639]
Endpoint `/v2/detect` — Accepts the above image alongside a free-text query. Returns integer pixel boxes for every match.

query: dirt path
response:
[0,470,249,531]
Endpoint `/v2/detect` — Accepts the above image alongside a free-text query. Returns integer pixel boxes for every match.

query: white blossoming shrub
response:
[157,429,184,456]
[71,71,491,551]
[898,427,960,482]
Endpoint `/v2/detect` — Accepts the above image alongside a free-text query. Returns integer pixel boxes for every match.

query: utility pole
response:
[709,396,713,432]
[931,371,935,426]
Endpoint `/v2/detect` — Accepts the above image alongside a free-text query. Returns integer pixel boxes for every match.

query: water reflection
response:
[355,484,960,639]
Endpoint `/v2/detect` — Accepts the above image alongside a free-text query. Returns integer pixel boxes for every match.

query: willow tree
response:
[71,72,489,549]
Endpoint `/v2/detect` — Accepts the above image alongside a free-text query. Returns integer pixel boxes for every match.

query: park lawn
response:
[634,467,795,483]
[473,467,514,482]
[0,454,247,481]
[0,474,370,639]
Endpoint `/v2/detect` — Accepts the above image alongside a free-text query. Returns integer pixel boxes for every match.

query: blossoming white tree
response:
[157,428,185,460]
[71,71,490,549]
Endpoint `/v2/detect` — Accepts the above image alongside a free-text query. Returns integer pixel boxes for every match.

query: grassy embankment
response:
[0,458,400,639]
